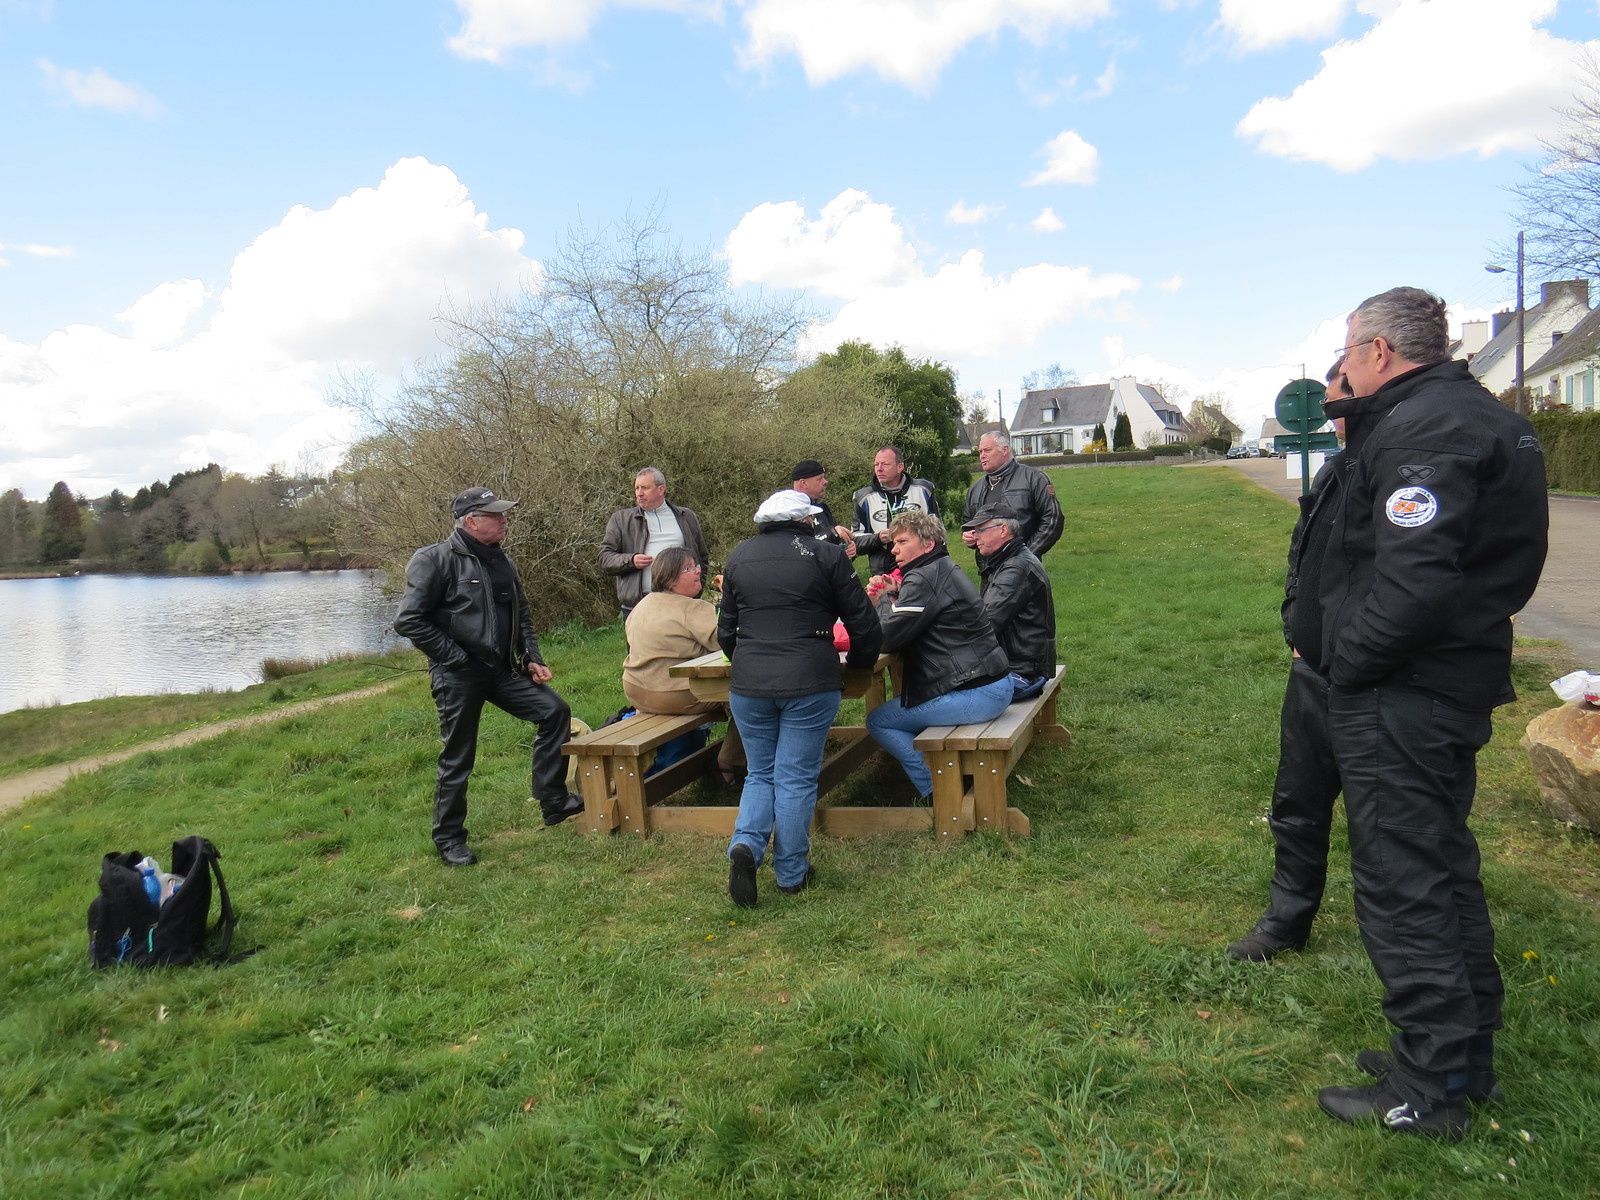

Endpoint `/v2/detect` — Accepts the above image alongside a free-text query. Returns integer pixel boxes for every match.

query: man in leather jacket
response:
[394,487,584,866]
[599,467,710,616]
[851,445,941,575]
[1312,288,1548,1141]
[961,433,1063,565]
[965,502,1056,698]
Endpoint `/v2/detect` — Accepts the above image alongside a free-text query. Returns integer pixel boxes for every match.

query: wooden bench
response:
[912,667,1068,840]
[562,711,729,837]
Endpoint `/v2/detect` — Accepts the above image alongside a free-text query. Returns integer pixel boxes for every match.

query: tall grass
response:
[0,465,1594,1198]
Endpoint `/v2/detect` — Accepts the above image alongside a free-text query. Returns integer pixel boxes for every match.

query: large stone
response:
[1522,703,1600,832]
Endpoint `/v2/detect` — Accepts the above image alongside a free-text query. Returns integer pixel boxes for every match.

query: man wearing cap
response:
[790,460,856,555]
[395,487,584,866]
[964,502,1056,701]
[961,433,1062,566]
[850,445,941,575]
[600,467,710,617]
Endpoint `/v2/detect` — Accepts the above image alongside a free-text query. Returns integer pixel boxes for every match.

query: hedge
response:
[1530,410,1600,493]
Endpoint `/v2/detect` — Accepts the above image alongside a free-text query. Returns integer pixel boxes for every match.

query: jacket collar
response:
[985,459,1018,485]
[758,519,815,536]
[977,535,1023,577]
[903,543,949,573]
[1323,359,1461,456]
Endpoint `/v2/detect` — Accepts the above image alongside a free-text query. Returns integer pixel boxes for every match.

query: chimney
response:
[1539,279,1591,307]
[1491,310,1514,338]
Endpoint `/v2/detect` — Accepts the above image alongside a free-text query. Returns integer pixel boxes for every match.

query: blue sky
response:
[3,0,1597,496]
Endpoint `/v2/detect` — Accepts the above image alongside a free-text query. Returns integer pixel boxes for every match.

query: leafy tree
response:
[0,488,36,565]
[1092,422,1107,446]
[129,486,154,513]
[38,481,85,561]
[104,488,129,514]
[1112,413,1134,451]
[811,341,964,495]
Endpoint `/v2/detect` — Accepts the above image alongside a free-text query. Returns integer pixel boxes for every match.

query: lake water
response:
[0,570,399,714]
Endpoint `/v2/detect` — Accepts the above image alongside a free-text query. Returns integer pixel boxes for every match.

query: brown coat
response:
[622,591,719,697]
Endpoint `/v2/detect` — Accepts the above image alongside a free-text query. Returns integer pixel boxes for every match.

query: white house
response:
[1009,376,1186,454]
[1469,280,1592,398]
[1527,304,1600,412]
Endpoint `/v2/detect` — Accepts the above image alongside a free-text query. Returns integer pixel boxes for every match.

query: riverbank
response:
[3,466,1595,1197]
[0,553,383,580]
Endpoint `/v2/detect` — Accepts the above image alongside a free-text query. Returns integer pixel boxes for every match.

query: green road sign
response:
[1274,432,1340,453]
[1274,378,1327,433]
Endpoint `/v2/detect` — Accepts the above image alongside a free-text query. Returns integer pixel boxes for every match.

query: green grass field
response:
[2,464,1595,1199]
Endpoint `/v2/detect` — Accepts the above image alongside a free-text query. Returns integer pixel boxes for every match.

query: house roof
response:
[1469,280,1591,381]
[1527,304,1600,377]
[1011,384,1110,432]
[1136,383,1181,415]
[956,418,1009,452]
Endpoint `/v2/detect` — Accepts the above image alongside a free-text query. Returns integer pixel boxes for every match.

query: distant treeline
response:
[0,464,361,572]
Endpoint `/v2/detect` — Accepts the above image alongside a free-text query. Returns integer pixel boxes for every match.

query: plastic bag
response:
[1550,669,1600,706]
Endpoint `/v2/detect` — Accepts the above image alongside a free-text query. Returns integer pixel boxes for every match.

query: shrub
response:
[1530,410,1600,492]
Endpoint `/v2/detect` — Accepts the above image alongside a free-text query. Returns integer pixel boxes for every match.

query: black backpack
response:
[87,836,238,968]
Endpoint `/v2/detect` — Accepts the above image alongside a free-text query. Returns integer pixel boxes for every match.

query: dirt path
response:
[0,681,403,815]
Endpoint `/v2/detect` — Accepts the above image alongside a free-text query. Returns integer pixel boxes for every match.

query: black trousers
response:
[428,664,572,849]
[1257,658,1342,941]
[1329,683,1500,1104]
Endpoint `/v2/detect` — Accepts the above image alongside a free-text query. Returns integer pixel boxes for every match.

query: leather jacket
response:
[718,521,883,698]
[1317,359,1548,708]
[394,530,544,673]
[977,537,1057,680]
[851,475,941,574]
[963,459,1063,558]
[599,502,710,609]
[876,547,1009,708]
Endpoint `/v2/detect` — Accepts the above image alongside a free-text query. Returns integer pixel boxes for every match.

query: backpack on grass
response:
[87,835,237,968]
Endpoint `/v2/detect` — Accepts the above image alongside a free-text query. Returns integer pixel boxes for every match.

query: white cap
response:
[753,488,824,524]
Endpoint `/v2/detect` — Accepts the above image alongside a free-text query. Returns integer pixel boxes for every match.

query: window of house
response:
[1042,407,1056,423]
[1585,369,1595,411]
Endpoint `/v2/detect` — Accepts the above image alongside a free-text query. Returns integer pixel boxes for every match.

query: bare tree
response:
[1515,50,1600,281]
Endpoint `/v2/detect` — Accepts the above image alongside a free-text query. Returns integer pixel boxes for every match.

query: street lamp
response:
[1485,230,1525,408]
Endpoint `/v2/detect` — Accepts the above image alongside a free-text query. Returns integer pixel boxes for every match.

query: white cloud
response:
[448,0,721,61]
[724,188,1137,364]
[724,189,919,297]
[1030,207,1065,232]
[0,158,538,497]
[1217,0,1349,53]
[1025,129,1099,186]
[946,200,1000,225]
[1237,0,1599,171]
[1156,274,1183,293]
[739,0,1112,91]
[1086,58,1117,98]
[0,241,74,268]
[36,58,163,118]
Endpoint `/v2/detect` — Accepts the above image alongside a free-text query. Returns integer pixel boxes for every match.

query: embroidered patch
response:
[1398,464,1435,484]
[1518,434,1542,452]
[1385,486,1438,528]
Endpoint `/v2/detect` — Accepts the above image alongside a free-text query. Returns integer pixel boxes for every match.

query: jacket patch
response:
[1518,434,1542,452]
[1385,486,1438,528]
[1398,464,1435,484]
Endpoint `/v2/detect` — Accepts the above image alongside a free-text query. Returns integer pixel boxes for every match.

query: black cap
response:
[790,459,827,481]
[960,502,1018,531]
[452,487,517,519]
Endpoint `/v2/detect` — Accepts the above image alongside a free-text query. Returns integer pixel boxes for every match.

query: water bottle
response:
[136,856,162,908]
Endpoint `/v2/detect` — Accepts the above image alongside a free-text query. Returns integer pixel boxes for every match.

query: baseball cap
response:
[960,502,1018,531]
[754,488,825,524]
[452,487,518,519]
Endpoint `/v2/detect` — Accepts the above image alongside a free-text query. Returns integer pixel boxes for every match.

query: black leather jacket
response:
[876,547,1009,708]
[977,537,1057,679]
[718,521,883,698]
[963,459,1063,558]
[1317,359,1548,708]
[394,530,544,673]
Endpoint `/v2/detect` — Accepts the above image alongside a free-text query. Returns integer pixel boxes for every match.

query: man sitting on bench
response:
[964,502,1057,701]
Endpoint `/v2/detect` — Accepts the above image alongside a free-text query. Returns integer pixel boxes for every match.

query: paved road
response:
[1226,457,1600,670]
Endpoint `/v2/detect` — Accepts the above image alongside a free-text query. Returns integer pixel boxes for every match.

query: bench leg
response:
[577,756,619,834]
[927,749,967,841]
[613,754,650,838]
[969,750,1009,833]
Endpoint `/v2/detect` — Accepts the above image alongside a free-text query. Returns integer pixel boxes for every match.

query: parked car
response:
[1225,444,1257,459]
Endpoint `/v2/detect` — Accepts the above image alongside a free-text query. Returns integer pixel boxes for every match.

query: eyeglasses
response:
[972,521,1005,534]
[1335,337,1377,360]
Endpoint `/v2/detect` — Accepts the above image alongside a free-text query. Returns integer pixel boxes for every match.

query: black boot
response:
[727,844,758,908]
[1317,1078,1468,1141]
[541,792,584,827]
[1226,924,1306,962]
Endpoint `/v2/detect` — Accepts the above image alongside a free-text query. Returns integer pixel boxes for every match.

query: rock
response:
[1522,703,1600,832]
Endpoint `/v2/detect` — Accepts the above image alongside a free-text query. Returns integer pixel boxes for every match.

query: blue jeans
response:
[727,690,841,888]
[866,676,1015,796]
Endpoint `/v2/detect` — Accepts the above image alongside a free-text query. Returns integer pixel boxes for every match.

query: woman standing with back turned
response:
[718,489,882,908]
